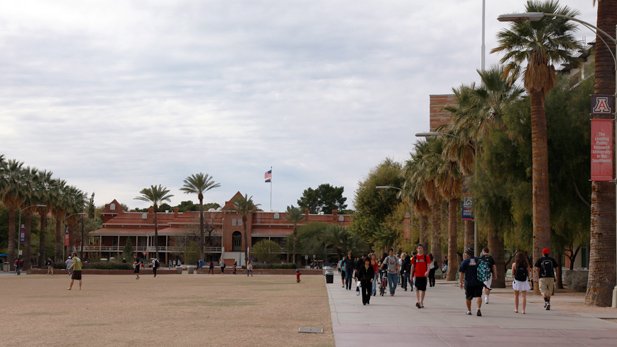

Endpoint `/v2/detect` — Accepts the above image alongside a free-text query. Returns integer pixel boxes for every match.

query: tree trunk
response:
[529,90,552,295]
[8,209,16,270]
[68,222,75,257]
[446,198,459,281]
[24,214,32,270]
[430,203,442,266]
[199,195,204,261]
[154,205,159,261]
[54,217,62,261]
[587,0,617,307]
[39,213,48,268]
[556,249,564,290]
[419,215,429,245]
[292,228,297,265]
[243,217,248,263]
[464,220,474,251]
[488,226,505,288]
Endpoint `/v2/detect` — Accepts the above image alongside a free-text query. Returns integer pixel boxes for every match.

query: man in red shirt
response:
[410,244,430,308]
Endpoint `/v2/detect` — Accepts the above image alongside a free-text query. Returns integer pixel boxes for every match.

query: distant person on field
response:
[480,247,497,304]
[133,254,141,280]
[14,258,21,275]
[220,259,226,274]
[209,260,214,275]
[46,257,54,275]
[535,248,559,310]
[67,252,82,290]
[459,248,483,316]
[247,259,253,277]
[512,252,531,314]
[66,256,73,276]
[233,261,237,274]
[152,258,159,277]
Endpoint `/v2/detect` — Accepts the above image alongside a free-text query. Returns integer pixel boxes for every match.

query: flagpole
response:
[270,166,273,211]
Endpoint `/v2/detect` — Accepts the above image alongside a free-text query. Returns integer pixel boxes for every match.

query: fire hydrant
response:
[296,269,301,283]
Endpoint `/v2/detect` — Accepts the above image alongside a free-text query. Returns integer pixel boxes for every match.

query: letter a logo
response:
[593,97,612,114]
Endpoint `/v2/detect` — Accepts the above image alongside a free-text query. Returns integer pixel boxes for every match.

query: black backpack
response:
[514,263,528,281]
[540,258,555,277]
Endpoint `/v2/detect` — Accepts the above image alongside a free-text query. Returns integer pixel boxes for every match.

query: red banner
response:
[64,233,69,247]
[591,119,613,181]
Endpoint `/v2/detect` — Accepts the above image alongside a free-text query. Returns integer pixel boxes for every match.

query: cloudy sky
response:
[0,0,597,211]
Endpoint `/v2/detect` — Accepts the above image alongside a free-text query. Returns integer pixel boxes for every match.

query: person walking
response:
[459,248,484,316]
[357,257,375,305]
[411,244,430,307]
[535,248,559,310]
[233,261,237,275]
[246,259,253,277]
[65,256,73,277]
[67,252,82,290]
[45,257,54,275]
[370,253,379,296]
[338,257,346,288]
[402,254,412,292]
[209,260,214,274]
[14,258,21,275]
[428,253,438,287]
[383,248,399,296]
[480,247,497,304]
[343,252,355,290]
[133,254,141,280]
[152,258,159,277]
[220,258,226,274]
[512,252,531,314]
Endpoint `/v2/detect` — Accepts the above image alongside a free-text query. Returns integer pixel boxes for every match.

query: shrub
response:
[84,262,133,270]
[251,263,297,270]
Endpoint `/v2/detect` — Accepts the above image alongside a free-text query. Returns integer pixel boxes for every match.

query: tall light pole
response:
[498,12,617,307]
[17,204,47,268]
[416,131,478,257]
[63,212,87,261]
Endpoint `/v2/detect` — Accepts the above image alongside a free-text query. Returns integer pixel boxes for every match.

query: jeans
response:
[345,270,354,290]
[372,273,378,294]
[402,271,412,290]
[387,273,399,294]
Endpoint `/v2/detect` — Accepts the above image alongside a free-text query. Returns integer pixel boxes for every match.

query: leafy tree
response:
[177,200,198,212]
[252,240,281,263]
[184,241,200,265]
[134,185,174,260]
[159,203,173,212]
[123,237,134,260]
[297,184,347,214]
[283,205,306,265]
[230,194,260,263]
[288,222,329,261]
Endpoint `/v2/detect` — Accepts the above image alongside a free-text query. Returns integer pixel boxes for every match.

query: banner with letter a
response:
[591,119,613,181]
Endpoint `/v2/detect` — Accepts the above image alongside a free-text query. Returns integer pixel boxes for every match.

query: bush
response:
[85,262,133,270]
[251,263,297,270]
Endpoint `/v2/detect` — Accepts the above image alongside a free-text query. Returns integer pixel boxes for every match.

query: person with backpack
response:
[383,248,400,296]
[534,248,559,310]
[410,244,430,307]
[480,248,497,304]
[512,252,531,314]
[152,258,159,277]
[458,248,484,316]
[427,253,438,287]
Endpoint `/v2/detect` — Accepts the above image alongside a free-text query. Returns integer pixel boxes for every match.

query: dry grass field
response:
[1,273,334,347]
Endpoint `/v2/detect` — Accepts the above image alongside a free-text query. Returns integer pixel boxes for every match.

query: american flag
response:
[264,169,272,183]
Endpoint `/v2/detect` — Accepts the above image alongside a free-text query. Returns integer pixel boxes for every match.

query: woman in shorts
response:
[512,252,531,314]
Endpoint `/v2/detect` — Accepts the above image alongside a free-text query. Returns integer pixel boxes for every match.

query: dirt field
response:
[1,273,334,347]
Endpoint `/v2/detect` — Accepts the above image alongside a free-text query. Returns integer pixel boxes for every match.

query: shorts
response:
[483,276,493,289]
[341,271,345,280]
[134,267,140,274]
[539,277,554,296]
[414,277,427,291]
[72,270,82,280]
[465,285,483,300]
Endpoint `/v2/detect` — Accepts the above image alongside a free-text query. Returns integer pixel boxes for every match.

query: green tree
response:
[134,185,174,260]
[252,240,281,263]
[123,237,134,260]
[283,205,306,265]
[184,241,200,265]
[180,173,221,260]
[230,194,260,263]
[1,159,29,269]
[288,222,329,261]
[491,0,583,293]
[297,184,348,214]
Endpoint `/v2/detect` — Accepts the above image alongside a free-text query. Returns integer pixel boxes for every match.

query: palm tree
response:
[64,186,87,257]
[135,185,174,260]
[20,167,39,270]
[50,179,68,261]
[283,205,306,265]
[322,224,350,260]
[1,159,29,269]
[491,0,582,292]
[230,194,260,263]
[587,0,617,307]
[35,170,54,268]
[180,173,220,260]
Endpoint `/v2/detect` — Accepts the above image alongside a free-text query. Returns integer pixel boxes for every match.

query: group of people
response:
[340,244,560,316]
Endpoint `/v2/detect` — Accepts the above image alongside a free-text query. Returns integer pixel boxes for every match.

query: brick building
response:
[429,94,457,131]
[88,192,351,265]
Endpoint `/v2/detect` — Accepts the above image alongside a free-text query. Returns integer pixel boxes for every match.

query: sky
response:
[0,0,598,211]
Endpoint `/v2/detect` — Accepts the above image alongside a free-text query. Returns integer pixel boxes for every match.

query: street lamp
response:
[17,204,47,268]
[63,212,87,261]
[416,131,479,257]
[498,11,617,307]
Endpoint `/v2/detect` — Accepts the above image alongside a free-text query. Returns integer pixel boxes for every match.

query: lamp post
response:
[17,204,47,268]
[416,131,479,257]
[498,12,617,307]
[63,212,87,261]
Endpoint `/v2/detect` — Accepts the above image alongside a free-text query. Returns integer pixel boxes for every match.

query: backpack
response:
[540,258,555,278]
[514,263,528,281]
[476,259,491,282]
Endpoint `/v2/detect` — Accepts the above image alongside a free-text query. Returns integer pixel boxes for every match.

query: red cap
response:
[542,248,550,255]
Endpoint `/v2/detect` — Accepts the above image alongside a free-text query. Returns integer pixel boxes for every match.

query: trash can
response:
[3,262,10,272]
[176,266,183,274]
[325,270,334,284]
[187,265,195,274]
[323,266,332,276]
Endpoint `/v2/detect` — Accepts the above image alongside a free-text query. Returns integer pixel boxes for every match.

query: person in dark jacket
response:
[402,254,412,291]
[357,258,375,305]
[343,252,355,290]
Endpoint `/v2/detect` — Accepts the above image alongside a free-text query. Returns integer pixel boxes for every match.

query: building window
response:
[273,213,280,219]
[238,218,242,226]
[232,218,236,226]
[232,231,242,252]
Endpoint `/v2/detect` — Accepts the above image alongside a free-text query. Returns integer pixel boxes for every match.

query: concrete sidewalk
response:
[327,279,617,346]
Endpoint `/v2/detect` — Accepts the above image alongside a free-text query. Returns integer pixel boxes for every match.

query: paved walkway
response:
[327,279,617,346]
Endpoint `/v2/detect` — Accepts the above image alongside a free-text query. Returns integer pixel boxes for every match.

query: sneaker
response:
[416,302,421,309]
[546,303,550,310]
[466,311,472,315]
[485,300,489,304]
[477,309,482,316]
[543,301,547,309]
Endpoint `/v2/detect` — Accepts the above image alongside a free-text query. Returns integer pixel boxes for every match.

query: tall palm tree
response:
[20,167,39,270]
[322,224,350,260]
[64,186,87,256]
[1,159,29,269]
[587,0,617,307]
[135,185,174,260]
[491,0,582,292]
[230,194,260,263]
[283,205,306,265]
[50,179,68,261]
[180,173,220,260]
[35,170,54,268]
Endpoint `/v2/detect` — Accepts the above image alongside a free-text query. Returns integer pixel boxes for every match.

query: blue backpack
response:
[476,259,491,282]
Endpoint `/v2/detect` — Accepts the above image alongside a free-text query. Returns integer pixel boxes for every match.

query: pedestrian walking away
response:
[480,247,497,304]
[209,260,214,274]
[338,258,346,288]
[383,248,400,296]
[65,256,73,277]
[428,253,437,287]
[67,252,82,290]
[220,259,226,274]
[14,258,21,275]
[343,252,355,290]
[512,252,531,314]
[133,253,141,280]
[357,258,375,305]
[459,248,484,316]
[410,244,430,307]
[535,248,559,310]
[152,258,159,277]
[246,259,253,277]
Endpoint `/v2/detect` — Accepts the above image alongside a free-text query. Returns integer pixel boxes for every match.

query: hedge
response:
[247,263,297,270]
[53,261,132,270]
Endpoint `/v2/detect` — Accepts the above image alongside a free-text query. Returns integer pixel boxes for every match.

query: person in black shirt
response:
[480,247,497,304]
[459,248,484,316]
[357,258,375,305]
[534,248,559,310]
[343,252,355,290]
